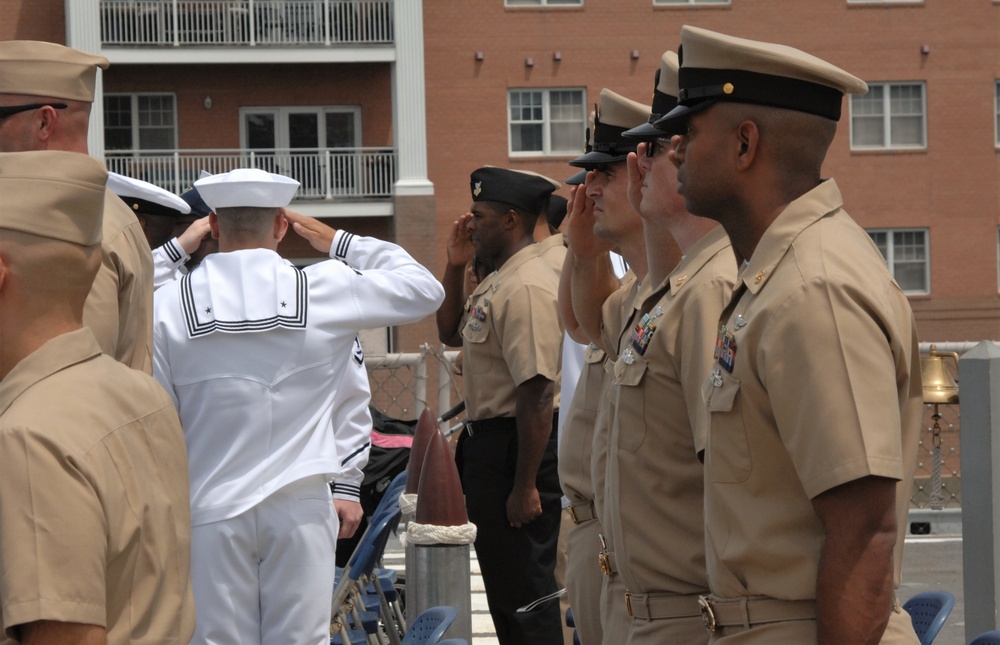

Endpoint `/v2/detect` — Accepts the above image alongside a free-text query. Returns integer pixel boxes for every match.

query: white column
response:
[64,0,106,160]
[392,0,433,196]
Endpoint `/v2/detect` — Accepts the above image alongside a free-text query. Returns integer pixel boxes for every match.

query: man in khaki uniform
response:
[659,26,922,643]
[0,40,154,373]
[558,88,657,645]
[437,166,564,644]
[0,150,195,645]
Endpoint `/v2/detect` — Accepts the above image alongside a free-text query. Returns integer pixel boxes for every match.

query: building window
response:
[868,228,930,294]
[654,0,730,5]
[850,82,926,150]
[508,88,586,156]
[995,81,1000,146]
[104,93,177,151]
[506,0,582,5]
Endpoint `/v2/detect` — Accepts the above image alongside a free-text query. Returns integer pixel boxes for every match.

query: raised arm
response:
[436,212,475,347]
[566,184,618,352]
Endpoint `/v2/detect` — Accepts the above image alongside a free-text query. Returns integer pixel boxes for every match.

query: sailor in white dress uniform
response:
[152,168,445,645]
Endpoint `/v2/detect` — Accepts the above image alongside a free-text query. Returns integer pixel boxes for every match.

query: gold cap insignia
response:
[723,82,734,95]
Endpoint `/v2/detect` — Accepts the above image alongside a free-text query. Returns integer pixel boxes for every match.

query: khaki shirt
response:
[84,190,155,374]
[0,329,195,644]
[703,180,922,600]
[537,233,567,276]
[607,226,736,596]
[461,243,563,420]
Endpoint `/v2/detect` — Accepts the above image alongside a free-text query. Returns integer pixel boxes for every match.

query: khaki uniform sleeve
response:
[85,192,154,374]
[762,278,905,499]
[494,283,562,386]
[0,429,107,637]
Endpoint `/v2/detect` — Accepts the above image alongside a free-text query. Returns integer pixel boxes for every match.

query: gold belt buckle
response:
[625,592,633,618]
[698,595,717,633]
[598,534,612,576]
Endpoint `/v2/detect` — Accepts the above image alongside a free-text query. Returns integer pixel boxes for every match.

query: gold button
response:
[723,82,734,95]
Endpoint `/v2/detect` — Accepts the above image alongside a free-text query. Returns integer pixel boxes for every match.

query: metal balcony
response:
[100,0,394,47]
[105,147,397,200]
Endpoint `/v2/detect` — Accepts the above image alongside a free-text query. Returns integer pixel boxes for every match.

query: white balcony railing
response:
[105,148,397,200]
[101,0,394,47]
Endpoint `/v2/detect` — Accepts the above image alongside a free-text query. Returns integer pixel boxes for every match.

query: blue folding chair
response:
[970,630,1000,645]
[332,506,404,644]
[400,606,457,645]
[903,591,955,645]
[436,640,468,645]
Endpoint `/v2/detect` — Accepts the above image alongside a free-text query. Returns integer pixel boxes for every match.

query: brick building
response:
[2,0,999,348]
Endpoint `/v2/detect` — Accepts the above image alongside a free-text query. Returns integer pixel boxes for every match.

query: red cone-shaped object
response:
[415,428,468,527]
[405,407,438,495]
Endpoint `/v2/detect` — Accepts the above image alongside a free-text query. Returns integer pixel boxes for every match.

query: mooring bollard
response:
[404,428,475,642]
[400,407,437,621]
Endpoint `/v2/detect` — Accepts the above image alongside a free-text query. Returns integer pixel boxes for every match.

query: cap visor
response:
[653,100,716,134]
[564,169,588,185]
[622,121,661,139]
[568,150,631,168]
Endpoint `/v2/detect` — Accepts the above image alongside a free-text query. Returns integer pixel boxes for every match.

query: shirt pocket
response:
[704,368,752,483]
[614,354,648,453]
[461,321,492,374]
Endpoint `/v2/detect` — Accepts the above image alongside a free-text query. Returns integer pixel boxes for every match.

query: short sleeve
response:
[494,283,563,386]
[0,428,108,636]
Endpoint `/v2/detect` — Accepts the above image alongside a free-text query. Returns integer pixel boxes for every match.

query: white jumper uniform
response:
[153,230,445,645]
[152,237,189,289]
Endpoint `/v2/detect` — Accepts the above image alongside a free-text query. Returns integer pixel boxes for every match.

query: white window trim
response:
[104,92,178,152]
[504,0,583,6]
[995,80,1000,147]
[849,81,927,151]
[653,0,730,5]
[507,88,586,157]
[868,227,931,295]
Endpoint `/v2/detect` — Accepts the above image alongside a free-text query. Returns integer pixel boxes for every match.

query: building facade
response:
[2,0,999,344]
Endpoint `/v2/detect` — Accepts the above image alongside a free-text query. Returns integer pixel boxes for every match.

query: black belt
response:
[467,411,560,435]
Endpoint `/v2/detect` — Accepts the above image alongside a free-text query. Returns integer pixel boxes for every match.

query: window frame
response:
[504,0,583,6]
[849,81,927,151]
[507,87,587,157]
[103,92,178,152]
[238,105,362,150]
[995,81,1000,147]
[847,0,923,4]
[867,227,931,295]
[653,0,730,5]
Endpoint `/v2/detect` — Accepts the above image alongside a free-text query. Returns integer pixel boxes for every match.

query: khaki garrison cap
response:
[0,40,109,102]
[0,150,107,245]
[569,89,650,168]
[654,26,868,132]
[624,51,680,139]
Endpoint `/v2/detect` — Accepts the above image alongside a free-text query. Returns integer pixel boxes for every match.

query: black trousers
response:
[456,415,563,645]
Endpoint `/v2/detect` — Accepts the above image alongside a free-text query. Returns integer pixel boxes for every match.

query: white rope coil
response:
[400,521,477,546]
[399,493,418,517]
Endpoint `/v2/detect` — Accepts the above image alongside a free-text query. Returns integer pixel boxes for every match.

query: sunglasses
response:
[0,103,68,120]
[644,137,674,158]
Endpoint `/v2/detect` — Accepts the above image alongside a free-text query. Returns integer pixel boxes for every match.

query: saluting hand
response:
[446,212,475,268]
[177,217,212,254]
[566,181,614,258]
[284,208,337,254]
[626,148,646,215]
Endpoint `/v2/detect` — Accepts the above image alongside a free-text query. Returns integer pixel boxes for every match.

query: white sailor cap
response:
[194,168,300,210]
[107,172,191,218]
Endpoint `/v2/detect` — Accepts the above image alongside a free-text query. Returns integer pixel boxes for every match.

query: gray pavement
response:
[901,534,966,645]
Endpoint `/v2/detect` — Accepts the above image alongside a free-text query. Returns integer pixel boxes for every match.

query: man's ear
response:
[735,120,760,171]
[503,208,519,232]
[274,211,288,242]
[208,212,221,240]
[35,105,61,143]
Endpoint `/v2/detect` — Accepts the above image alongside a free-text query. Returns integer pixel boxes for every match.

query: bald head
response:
[0,93,92,153]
